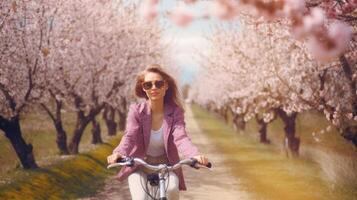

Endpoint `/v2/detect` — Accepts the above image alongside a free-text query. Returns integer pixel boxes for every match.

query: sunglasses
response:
[142,80,165,90]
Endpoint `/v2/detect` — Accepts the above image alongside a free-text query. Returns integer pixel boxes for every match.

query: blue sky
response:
[157,0,215,86]
[124,0,235,86]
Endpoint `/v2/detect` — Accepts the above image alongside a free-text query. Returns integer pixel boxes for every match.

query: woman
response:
[107,64,209,200]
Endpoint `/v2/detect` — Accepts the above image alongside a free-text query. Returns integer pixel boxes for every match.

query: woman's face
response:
[142,72,168,101]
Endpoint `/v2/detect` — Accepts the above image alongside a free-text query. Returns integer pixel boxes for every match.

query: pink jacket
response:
[112,100,200,190]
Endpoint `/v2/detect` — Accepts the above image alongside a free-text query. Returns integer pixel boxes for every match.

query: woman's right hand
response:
[107,152,122,164]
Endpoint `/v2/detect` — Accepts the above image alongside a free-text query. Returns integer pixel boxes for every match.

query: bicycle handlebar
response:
[107,157,212,171]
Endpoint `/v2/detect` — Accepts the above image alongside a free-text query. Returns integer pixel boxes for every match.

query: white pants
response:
[128,170,180,200]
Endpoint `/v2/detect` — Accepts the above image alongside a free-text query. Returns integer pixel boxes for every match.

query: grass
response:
[191,104,357,200]
[0,106,110,175]
[0,136,122,200]
[1,103,356,199]
[224,108,357,155]
[0,105,125,199]
[224,107,357,185]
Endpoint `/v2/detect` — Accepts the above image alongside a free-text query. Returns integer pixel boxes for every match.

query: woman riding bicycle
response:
[107,64,209,200]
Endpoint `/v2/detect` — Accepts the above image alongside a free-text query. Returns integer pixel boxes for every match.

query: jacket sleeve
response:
[112,103,140,156]
[171,106,200,158]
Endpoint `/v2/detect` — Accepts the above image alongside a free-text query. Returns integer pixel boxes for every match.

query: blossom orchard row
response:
[0,1,165,169]
[189,12,357,155]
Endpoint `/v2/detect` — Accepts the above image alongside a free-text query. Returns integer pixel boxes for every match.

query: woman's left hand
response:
[193,155,209,166]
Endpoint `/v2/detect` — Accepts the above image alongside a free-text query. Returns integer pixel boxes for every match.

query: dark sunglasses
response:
[142,80,165,90]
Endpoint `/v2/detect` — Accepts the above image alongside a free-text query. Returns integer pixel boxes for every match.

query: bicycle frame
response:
[107,157,212,200]
[158,166,168,200]
[144,162,174,200]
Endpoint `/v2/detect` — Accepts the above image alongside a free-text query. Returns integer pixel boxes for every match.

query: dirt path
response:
[79,104,250,199]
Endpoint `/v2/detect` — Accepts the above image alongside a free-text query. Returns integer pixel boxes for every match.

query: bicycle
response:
[107,157,212,200]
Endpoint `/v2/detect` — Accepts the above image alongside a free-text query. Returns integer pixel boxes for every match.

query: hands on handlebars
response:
[107,156,212,171]
[107,152,123,165]
[107,153,211,169]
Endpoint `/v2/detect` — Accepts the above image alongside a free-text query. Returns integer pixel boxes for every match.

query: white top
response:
[147,123,165,157]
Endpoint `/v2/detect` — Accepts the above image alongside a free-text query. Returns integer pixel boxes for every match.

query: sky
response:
[157,0,216,86]
[123,0,235,86]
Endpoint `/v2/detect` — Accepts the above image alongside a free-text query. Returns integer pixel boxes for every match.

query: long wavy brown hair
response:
[134,64,184,112]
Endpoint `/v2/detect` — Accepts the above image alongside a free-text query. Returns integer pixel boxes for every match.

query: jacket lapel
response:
[140,100,174,154]
[140,101,151,153]
[163,109,174,155]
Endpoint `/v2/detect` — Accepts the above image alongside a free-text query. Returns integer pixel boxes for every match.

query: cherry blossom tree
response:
[0,0,167,166]
[190,16,325,155]
[40,0,166,154]
[0,0,58,168]
[190,7,357,156]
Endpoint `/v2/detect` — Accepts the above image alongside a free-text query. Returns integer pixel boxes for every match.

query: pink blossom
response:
[292,7,324,46]
[307,22,352,62]
[328,21,352,52]
[169,7,194,27]
[184,0,197,4]
[283,0,305,15]
[342,2,357,13]
[306,37,336,62]
[209,0,238,20]
[303,8,325,33]
[147,0,159,6]
[140,1,158,22]
[326,8,337,18]
[347,113,354,120]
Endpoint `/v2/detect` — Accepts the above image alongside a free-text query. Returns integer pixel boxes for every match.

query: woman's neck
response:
[149,99,164,115]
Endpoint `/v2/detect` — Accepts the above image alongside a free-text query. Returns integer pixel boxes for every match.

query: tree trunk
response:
[68,102,104,154]
[238,116,246,130]
[276,108,300,157]
[68,115,89,154]
[117,109,126,131]
[41,100,69,155]
[233,113,246,131]
[103,104,117,136]
[223,107,228,123]
[341,126,357,147]
[232,113,239,131]
[340,55,357,116]
[0,115,38,169]
[54,120,69,155]
[91,117,102,144]
[256,117,270,144]
[339,55,357,148]
[117,98,127,131]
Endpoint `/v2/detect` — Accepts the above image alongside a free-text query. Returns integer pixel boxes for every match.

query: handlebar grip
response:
[116,157,134,167]
[190,158,212,169]
[116,157,126,162]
